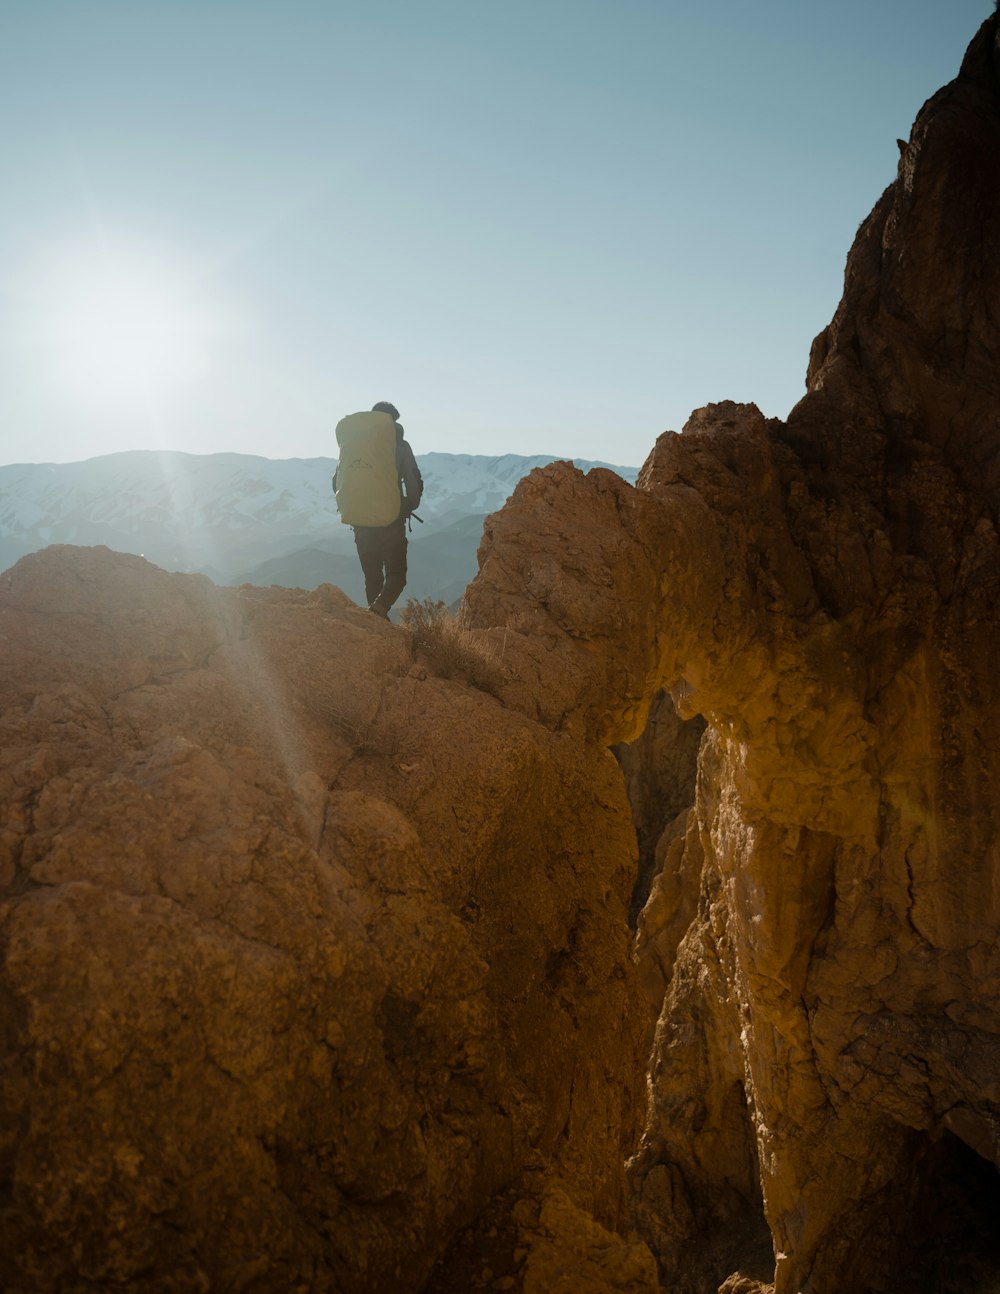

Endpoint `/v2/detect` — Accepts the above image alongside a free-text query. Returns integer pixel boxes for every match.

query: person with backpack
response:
[333,400,423,619]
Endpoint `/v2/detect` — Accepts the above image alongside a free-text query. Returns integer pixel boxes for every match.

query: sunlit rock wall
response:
[466,13,1000,1293]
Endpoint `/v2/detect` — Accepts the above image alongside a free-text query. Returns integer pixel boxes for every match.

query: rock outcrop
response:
[0,546,653,1292]
[464,12,1000,1293]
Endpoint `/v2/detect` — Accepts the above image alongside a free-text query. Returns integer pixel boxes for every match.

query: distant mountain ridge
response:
[0,449,638,608]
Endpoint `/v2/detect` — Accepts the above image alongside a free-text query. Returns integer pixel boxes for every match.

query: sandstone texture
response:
[0,546,652,1292]
[464,13,1000,1294]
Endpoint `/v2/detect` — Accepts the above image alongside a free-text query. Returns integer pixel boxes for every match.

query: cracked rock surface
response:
[465,13,1000,1294]
[0,546,651,1293]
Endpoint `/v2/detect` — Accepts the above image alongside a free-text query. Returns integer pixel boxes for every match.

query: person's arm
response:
[398,440,423,513]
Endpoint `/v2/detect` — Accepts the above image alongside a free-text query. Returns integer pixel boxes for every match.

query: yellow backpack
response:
[334,411,402,526]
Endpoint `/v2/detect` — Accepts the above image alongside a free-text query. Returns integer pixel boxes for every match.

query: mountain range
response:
[0,450,639,609]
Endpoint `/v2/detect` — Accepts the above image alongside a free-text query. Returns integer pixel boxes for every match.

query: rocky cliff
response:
[3,11,1000,1294]
[464,11,1000,1293]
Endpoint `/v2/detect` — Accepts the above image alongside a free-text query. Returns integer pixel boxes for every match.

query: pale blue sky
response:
[0,0,991,468]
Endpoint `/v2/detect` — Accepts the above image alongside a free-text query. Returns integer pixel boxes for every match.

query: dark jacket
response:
[395,425,423,518]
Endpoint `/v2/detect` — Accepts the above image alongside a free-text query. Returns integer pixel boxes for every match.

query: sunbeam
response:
[25,235,218,416]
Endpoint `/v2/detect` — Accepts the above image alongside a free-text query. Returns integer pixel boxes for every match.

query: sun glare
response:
[26,238,218,411]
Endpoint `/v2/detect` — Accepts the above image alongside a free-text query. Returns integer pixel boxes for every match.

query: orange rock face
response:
[465,13,1000,1294]
[0,546,651,1292]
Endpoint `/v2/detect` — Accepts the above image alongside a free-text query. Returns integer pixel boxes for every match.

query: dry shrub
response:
[400,599,510,697]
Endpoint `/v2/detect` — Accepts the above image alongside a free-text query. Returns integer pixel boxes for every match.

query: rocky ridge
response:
[0,546,654,1292]
[2,11,1000,1294]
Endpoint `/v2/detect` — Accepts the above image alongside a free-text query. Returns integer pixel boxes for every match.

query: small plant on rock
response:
[400,598,510,697]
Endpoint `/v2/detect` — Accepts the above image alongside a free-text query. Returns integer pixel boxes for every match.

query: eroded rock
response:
[464,12,1000,1294]
[0,545,649,1292]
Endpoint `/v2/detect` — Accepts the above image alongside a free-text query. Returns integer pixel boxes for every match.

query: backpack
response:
[333,411,402,526]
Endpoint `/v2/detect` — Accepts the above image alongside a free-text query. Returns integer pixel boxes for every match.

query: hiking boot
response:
[368,602,389,619]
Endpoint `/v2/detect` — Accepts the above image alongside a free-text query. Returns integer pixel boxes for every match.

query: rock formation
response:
[0,547,654,1292]
[3,11,1000,1294]
[464,11,1000,1293]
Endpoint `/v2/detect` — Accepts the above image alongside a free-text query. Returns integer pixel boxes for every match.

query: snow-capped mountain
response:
[0,449,638,606]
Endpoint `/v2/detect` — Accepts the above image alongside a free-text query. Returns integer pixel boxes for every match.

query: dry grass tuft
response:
[400,599,511,697]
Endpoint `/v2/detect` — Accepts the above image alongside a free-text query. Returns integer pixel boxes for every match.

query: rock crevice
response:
[462,13,1000,1293]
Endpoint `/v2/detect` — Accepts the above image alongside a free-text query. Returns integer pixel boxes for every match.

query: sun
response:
[27,237,217,411]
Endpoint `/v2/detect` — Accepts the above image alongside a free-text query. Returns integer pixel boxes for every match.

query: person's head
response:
[372,400,400,421]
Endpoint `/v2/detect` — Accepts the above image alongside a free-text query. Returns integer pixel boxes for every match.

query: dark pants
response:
[353,520,408,613]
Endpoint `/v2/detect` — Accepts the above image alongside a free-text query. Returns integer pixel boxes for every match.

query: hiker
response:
[333,400,423,618]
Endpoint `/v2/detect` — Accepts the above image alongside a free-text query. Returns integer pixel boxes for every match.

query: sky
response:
[0,0,992,469]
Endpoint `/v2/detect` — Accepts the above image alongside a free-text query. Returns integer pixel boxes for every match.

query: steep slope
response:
[464,13,1000,1293]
